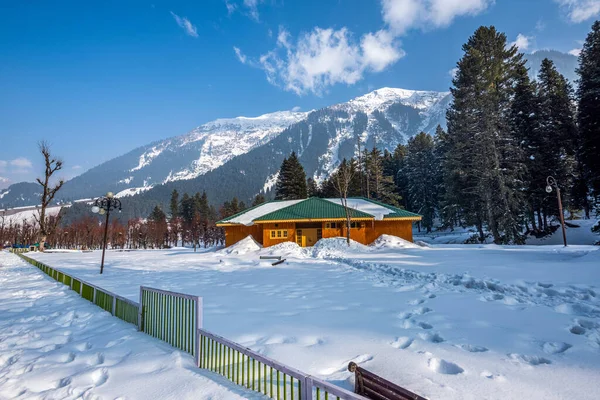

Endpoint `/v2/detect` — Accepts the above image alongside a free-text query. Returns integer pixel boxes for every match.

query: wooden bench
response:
[259,256,282,260]
[348,362,427,400]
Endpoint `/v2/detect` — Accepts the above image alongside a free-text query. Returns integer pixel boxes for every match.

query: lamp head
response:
[99,208,106,215]
[106,192,114,199]
[546,185,553,194]
[91,206,100,214]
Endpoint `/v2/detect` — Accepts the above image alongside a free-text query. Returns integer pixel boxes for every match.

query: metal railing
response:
[198,329,365,400]
[140,286,202,365]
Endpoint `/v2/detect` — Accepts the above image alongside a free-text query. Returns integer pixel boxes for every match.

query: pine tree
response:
[405,133,439,232]
[274,152,308,200]
[537,59,578,223]
[169,189,179,220]
[510,64,541,231]
[446,26,527,244]
[252,193,266,207]
[307,177,320,197]
[577,21,600,205]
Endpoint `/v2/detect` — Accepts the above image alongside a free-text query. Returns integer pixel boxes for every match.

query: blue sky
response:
[0,0,597,188]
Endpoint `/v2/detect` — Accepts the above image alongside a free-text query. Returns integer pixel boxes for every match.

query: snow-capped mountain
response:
[0,87,450,209]
[131,87,451,208]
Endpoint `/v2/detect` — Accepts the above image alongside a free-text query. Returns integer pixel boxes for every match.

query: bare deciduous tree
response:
[332,159,355,246]
[34,141,64,251]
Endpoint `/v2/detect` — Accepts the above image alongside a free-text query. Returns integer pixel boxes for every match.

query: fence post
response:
[112,295,117,316]
[195,296,203,367]
[138,287,144,332]
[303,376,313,400]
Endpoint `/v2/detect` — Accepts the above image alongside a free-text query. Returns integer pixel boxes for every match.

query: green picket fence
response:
[8,248,29,254]
[140,286,201,363]
[198,329,364,400]
[16,253,140,328]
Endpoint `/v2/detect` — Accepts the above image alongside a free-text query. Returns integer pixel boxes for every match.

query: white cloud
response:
[510,34,533,51]
[233,47,247,64]
[170,11,198,37]
[0,176,9,189]
[381,0,493,35]
[0,160,7,171]
[236,0,491,95]
[9,158,33,169]
[449,67,458,79]
[244,0,262,21]
[72,165,82,170]
[535,19,546,32]
[257,27,404,95]
[554,0,600,23]
[225,0,237,14]
[569,48,582,56]
[291,106,301,112]
[361,30,405,72]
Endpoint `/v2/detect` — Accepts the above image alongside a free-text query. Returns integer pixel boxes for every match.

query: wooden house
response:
[216,197,422,248]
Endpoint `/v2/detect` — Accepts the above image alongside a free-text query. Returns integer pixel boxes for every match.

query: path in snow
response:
[0,251,264,400]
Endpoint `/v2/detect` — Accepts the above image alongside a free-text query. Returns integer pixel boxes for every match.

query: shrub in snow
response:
[370,234,421,250]
[219,236,262,255]
[261,242,308,258]
[311,237,369,258]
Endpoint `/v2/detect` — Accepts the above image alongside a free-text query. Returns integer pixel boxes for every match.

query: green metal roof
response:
[216,197,422,225]
[254,197,373,222]
[357,197,422,219]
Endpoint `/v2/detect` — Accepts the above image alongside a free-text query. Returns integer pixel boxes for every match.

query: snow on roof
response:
[325,198,394,221]
[224,199,304,226]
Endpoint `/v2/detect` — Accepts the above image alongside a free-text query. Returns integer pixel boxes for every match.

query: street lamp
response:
[546,176,567,247]
[91,192,122,274]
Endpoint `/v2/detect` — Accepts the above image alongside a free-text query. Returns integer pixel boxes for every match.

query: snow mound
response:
[312,238,370,258]
[219,236,262,255]
[262,242,308,259]
[370,234,421,250]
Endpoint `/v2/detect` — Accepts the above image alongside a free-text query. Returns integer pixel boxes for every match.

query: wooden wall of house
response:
[322,222,367,244]
[224,225,264,247]
[261,222,296,247]
[365,220,414,243]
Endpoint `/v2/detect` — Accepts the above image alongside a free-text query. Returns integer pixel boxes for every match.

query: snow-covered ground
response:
[16,237,600,400]
[0,251,265,400]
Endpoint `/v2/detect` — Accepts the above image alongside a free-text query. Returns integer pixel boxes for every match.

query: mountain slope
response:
[136,88,451,207]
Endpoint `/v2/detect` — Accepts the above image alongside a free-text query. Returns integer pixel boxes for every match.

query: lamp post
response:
[546,176,567,247]
[91,192,122,274]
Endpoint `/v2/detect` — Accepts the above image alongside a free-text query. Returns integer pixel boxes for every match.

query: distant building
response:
[216,197,422,248]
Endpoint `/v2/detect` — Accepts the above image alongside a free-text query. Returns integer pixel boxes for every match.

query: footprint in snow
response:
[542,342,572,354]
[419,332,445,343]
[390,337,413,349]
[481,370,506,381]
[412,306,433,315]
[507,353,552,366]
[428,358,464,375]
[90,368,109,386]
[408,298,425,306]
[458,344,488,353]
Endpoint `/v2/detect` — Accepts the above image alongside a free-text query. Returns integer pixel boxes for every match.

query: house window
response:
[317,229,322,240]
[350,222,361,229]
[270,230,288,240]
[326,222,337,229]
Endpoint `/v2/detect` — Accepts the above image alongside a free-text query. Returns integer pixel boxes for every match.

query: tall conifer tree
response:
[577,21,600,204]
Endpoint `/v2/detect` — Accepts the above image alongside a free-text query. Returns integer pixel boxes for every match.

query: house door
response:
[296,230,305,247]
[304,229,318,247]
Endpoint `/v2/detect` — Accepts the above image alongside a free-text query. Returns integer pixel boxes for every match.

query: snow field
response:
[16,239,600,400]
[0,251,265,400]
